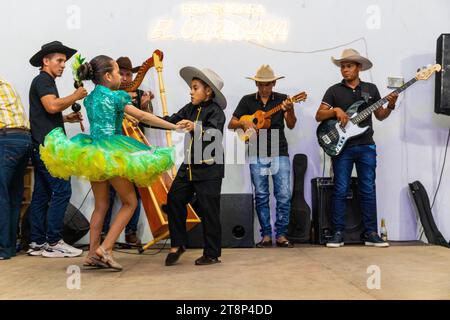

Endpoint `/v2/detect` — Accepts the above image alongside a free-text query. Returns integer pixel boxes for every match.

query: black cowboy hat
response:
[29,41,77,67]
[116,56,140,73]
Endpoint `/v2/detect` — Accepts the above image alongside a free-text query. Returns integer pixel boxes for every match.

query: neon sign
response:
[149,2,289,43]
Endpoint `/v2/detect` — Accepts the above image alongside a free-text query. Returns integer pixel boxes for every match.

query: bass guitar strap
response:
[360,82,370,104]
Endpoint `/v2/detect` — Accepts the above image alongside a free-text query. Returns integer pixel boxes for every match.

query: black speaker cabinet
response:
[188,194,254,248]
[435,33,450,116]
[20,203,90,248]
[311,177,364,244]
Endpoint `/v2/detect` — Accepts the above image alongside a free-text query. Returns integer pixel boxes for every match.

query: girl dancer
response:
[40,55,182,270]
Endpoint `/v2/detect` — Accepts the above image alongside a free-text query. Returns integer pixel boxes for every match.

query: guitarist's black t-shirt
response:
[233,92,289,157]
[322,79,381,147]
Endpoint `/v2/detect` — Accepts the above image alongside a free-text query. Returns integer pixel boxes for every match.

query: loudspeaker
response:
[21,203,90,247]
[62,203,90,245]
[435,33,450,116]
[311,177,364,244]
[187,194,254,248]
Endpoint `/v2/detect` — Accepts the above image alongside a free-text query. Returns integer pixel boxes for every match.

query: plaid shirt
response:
[0,77,30,130]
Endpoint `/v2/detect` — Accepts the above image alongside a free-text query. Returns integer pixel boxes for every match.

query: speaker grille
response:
[187,194,255,248]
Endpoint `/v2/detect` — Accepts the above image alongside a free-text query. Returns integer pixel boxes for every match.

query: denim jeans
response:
[331,144,378,234]
[0,132,32,259]
[30,143,72,245]
[249,156,291,238]
[102,184,141,235]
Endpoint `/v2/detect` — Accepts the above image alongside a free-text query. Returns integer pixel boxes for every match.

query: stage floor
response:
[1,243,449,300]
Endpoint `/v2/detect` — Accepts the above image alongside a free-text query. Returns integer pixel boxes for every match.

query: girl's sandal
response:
[83,256,109,269]
[96,246,123,271]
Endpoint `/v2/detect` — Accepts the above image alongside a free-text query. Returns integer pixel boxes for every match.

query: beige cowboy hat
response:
[246,64,285,82]
[331,48,373,71]
[180,66,227,109]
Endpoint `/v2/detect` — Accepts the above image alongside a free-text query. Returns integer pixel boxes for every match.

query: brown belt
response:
[0,127,30,135]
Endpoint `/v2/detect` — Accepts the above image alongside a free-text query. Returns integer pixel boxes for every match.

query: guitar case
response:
[287,154,312,243]
[408,181,449,248]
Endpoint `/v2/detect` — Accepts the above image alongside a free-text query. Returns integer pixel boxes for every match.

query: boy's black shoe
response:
[165,246,186,266]
[195,255,221,265]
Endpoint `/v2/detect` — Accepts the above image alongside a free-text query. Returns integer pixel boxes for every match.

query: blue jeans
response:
[249,156,291,239]
[0,132,31,259]
[102,185,141,235]
[331,144,378,234]
[30,143,72,245]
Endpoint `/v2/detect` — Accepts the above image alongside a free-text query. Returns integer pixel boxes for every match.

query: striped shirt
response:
[0,77,30,130]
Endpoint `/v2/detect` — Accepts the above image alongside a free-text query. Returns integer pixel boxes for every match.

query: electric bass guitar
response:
[237,91,307,141]
[316,64,441,157]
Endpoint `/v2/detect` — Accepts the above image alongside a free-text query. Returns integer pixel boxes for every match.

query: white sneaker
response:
[42,240,83,258]
[27,242,48,256]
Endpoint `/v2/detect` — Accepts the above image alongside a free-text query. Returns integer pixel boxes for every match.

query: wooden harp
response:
[120,50,201,252]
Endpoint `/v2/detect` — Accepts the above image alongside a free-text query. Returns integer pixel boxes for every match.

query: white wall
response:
[2,0,450,242]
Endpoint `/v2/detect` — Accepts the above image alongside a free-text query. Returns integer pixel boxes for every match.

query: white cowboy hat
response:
[246,64,285,82]
[180,66,227,109]
[331,48,373,71]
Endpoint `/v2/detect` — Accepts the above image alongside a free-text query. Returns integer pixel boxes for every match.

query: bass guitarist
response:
[315,48,398,248]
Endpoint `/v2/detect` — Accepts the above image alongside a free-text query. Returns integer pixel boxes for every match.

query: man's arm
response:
[40,87,87,114]
[315,103,350,127]
[227,97,256,131]
[315,103,337,121]
[374,92,398,121]
[282,98,296,129]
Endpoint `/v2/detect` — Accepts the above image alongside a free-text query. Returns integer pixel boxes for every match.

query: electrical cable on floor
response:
[430,127,450,210]
[113,238,169,256]
[322,152,326,177]
[77,187,92,212]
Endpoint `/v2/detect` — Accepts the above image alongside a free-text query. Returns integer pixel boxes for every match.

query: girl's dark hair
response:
[78,55,114,85]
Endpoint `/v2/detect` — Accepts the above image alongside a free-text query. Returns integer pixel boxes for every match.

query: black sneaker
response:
[195,255,221,265]
[364,232,389,247]
[165,246,186,266]
[326,231,344,248]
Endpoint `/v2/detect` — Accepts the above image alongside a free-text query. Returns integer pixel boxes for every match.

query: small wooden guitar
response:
[237,91,307,141]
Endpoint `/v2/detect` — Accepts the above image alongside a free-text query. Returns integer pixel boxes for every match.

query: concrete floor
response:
[1,244,449,300]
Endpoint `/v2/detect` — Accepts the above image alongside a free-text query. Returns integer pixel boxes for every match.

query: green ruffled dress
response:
[40,85,174,186]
